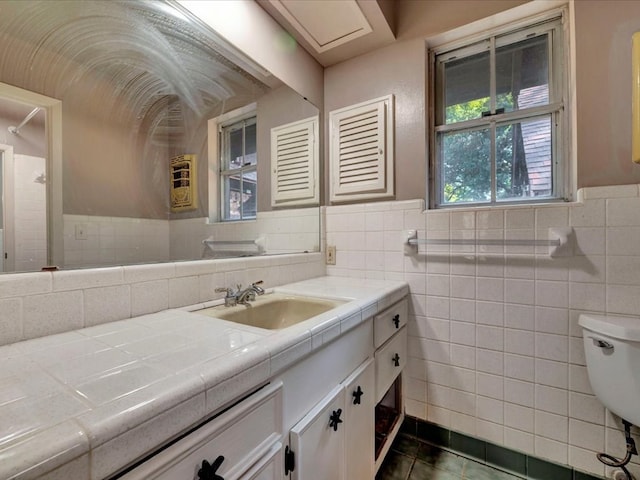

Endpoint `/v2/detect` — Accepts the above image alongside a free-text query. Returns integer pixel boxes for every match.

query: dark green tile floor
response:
[377,433,524,480]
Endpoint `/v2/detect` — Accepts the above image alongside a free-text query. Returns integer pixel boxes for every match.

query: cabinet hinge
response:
[284,445,295,475]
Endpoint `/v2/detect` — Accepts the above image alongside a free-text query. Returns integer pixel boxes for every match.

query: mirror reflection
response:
[0,0,320,273]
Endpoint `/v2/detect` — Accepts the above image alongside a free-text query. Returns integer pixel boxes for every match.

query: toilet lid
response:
[578,313,640,341]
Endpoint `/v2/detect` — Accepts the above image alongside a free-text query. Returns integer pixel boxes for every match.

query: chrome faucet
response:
[214,286,238,307]
[236,281,265,305]
[215,281,265,307]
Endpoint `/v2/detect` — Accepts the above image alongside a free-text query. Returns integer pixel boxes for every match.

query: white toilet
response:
[579,313,640,426]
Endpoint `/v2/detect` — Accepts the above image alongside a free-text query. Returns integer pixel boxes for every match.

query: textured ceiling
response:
[0,0,270,128]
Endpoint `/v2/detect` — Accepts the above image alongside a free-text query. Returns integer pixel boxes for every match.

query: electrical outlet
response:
[326,245,336,265]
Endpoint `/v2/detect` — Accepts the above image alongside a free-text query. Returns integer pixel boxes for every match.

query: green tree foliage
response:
[442,94,524,204]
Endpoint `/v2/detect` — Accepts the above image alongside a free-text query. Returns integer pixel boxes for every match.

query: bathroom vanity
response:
[0,276,408,480]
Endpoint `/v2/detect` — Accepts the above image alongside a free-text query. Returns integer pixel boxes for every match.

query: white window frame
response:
[213,104,257,222]
[428,5,572,209]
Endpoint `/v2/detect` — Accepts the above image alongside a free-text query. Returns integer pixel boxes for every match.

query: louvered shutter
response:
[271,116,319,207]
[330,95,394,202]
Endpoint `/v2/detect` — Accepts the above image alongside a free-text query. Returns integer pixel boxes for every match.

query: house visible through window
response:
[431,15,566,207]
[220,115,257,221]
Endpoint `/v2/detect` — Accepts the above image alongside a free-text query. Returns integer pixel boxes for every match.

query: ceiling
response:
[257,0,397,67]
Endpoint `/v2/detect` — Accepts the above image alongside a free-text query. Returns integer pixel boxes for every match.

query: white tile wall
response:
[325,185,640,478]
[0,252,324,347]
[171,207,320,261]
[14,155,47,271]
[64,215,170,268]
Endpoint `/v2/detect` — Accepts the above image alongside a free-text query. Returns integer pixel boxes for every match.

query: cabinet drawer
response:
[374,299,407,349]
[120,382,283,480]
[240,441,283,480]
[375,327,407,403]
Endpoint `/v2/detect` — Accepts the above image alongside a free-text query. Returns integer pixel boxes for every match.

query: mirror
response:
[633,31,640,164]
[0,0,320,273]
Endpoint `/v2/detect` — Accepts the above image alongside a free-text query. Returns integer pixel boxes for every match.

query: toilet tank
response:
[579,314,640,426]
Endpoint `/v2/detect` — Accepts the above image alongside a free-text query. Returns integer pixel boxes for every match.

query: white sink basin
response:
[194,293,346,330]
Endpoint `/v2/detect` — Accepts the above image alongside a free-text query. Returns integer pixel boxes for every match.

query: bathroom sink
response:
[194,293,346,329]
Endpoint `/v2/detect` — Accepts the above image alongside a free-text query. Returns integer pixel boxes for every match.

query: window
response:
[220,114,257,221]
[431,15,566,207]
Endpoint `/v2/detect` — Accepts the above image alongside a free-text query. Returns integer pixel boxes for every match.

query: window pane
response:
[441,128,491,204]
[444,50,490,124]
[228,127,244,170]
[496,34,549,113]
[496,116,552,201]
[244,122,257,166]
[241,170,257,218]
[222,174,241,220]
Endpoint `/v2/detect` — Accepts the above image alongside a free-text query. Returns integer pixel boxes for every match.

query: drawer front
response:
[374,299,407,349]
[240,442,283,480]
[375,327,407,403]
[121,382,283,480]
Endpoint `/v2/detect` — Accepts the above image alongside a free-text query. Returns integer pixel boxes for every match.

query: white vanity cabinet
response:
[119,382,283,480]
[288,358,375,480]
[372,298,408,473]
[114,294,408,480]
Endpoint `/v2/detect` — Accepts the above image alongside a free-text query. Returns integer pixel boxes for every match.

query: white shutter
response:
[330,95,394,203]
[271,116,319,207]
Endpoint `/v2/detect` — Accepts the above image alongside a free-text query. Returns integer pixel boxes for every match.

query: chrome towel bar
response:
[404,228,572,257]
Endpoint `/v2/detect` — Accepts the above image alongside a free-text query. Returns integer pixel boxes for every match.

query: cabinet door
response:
[289,385,345,480]
[343,358,375,480]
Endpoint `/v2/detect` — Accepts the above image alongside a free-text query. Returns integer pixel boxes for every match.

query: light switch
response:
[75,224,88,240]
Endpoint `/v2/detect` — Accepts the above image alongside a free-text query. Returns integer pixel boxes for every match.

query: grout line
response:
[405,457,415,480]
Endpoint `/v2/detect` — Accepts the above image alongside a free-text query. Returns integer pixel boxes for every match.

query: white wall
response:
[325,185,640,478]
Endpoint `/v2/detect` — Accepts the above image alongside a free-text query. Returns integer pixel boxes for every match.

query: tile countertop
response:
[0,276,408,480]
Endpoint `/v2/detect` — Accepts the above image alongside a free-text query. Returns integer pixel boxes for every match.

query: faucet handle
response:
[252,280,264,286]
[215,287,233,296]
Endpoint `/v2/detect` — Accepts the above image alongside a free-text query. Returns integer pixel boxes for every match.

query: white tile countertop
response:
[0,276,407,480]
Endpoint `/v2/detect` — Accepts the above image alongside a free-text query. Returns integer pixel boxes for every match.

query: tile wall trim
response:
[401,417,605,480]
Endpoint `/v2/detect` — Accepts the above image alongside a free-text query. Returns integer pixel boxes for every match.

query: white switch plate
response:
[75,224,88,240]
[326,245,336,265]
